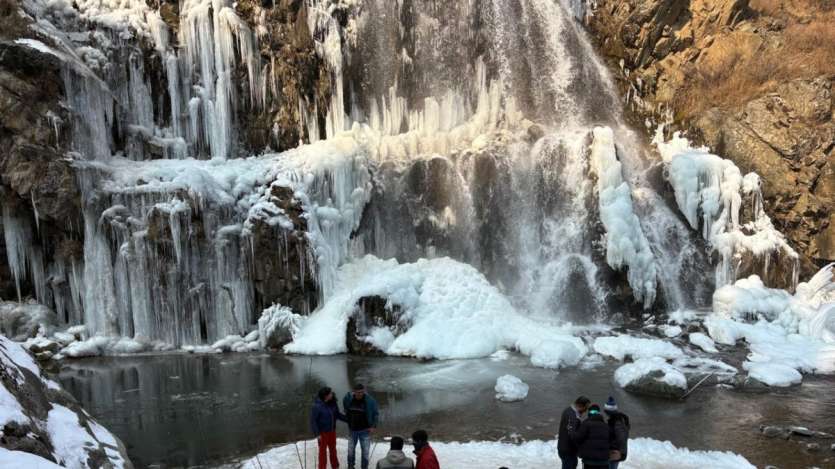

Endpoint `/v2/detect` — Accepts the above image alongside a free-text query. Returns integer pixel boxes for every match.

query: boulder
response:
[0,335,133,467]
[258,304,303,349]
[346,296,408,355]
[614,357,688,399]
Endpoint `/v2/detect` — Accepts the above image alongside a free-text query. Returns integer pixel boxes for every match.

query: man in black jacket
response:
[572,404,610,469]
[557,396,590,469]
[604,396,630,469]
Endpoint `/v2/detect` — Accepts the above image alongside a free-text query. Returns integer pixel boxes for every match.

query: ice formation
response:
[614,357,688,391]
[494,374,529,402]
[592,335,684,361]
[653,128,798,288]
[704,263,835,385]
[285,255,588,368]
[242,437,755,469]
[589,126,657,307]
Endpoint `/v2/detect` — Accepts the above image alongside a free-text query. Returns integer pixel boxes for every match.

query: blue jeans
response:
[347,430,371,469]
[609,462,620,469]
[559,454,578,469]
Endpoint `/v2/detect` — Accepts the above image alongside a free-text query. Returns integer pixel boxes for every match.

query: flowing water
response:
[56,353,835,468]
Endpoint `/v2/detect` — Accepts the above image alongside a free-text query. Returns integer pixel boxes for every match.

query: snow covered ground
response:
[240,437,755,469]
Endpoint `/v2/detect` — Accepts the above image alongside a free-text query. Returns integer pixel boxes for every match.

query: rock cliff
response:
[583,0,835,273]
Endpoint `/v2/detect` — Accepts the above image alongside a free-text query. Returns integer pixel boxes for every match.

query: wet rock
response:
[761,425,786,439]
[583,0,835,270]
[806,442,821,452]
[789,426,815,437]
[346,295,409,356]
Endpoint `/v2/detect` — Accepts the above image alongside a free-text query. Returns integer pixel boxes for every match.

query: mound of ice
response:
[744,362,802,387]
[614,357,688,397]
[0,335,131,467]
[284,255,587,368]
[688,333,718,353]
[593,335,684,361]
[243,437,755,469]
[705,264,835,385]
[494,375,529,402]
[589,127,657,307]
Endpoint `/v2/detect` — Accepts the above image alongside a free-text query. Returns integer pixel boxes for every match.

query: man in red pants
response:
[311,387,346,469]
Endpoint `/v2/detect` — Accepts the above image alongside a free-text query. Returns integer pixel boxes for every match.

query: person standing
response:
[572,404,610,469]
[604,397,630,469]
[343,383,379,469]
[411,430,439,469]
[558,396,590,469]
[376,435,415,469]
[311,387,345,469]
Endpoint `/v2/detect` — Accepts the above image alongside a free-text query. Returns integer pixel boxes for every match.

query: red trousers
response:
[318,431,339,469]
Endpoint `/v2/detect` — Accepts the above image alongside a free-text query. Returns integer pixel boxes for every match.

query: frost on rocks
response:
[614,357,688,398]
[285,255,587,368]
[494,375,529,402]
[688,332,718,353]
[0,334,131,467]
[653,127,798,288]
[243,437,755,469]
[258,305,304,349]
[589,127,657,307]
[705,263,835,386]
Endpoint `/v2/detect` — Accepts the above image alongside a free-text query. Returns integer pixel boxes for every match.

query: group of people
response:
[558,396,631,469]
[311,384,629,469]
[310,383,439,469]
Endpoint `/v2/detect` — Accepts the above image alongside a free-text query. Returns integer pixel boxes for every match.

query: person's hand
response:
[369,427,376,434]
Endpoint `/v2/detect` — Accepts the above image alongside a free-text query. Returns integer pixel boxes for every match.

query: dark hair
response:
[353,383,365,391]
[390,436,404,450]
[317,387,332,401]
[575,396,591,406]
[412,429,428,443]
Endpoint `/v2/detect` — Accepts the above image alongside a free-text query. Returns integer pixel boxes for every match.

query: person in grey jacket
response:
[376,436,415,469]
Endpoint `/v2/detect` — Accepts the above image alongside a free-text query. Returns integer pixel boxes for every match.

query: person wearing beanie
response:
[412,430,440,469]
[376,436,415,469]
[572,404,610,469]
[604,397,630,469]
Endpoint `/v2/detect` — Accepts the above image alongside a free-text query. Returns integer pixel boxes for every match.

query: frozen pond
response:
[55,353,835,468]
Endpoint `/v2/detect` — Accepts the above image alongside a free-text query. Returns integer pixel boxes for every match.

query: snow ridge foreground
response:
[0,334,131,468]
[242,437,755,469]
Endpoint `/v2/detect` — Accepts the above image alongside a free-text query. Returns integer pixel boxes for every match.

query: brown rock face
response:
[584,0,835,272]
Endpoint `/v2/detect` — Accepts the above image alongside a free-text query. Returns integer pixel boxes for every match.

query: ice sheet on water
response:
[284,255,587,368]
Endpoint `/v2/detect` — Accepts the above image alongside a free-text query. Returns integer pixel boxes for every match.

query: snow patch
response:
[593,335,684,361]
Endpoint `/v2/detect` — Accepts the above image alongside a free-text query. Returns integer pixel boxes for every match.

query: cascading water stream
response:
[1,0,802,350]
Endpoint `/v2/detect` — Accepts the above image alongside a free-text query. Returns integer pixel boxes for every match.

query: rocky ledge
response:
[582,0,835,275]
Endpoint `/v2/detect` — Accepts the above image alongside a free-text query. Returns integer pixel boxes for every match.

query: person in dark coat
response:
[604,397,630,469]
[572,404,610,469]
[311,386,346,469]
[343,383,380,469]
[558,396,590,469]
[412,429,440,469]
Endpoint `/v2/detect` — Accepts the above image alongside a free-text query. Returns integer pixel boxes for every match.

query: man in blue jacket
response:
[343,383,379,469]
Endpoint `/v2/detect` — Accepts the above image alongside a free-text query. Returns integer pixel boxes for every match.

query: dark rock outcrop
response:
[346,295,408,355]
[583,0,835,274]
[0,334,133,467]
